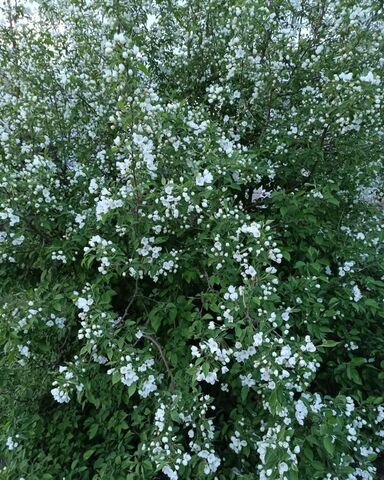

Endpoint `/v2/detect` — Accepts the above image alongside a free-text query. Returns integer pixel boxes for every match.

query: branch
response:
[120,278,139,322]
[143,334,175,390]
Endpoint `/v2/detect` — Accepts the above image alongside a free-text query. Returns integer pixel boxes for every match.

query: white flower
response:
[120,364,139,386]
[89,178,98,193]
[282,309,291,322]
[240,222,261,238]
[352,285,362,302]
[253,333,263,346]
[1,131,9,142]
[224,285,238,301]
[197,450,221,474]
[162,465,178,480]
[6,436,19,450]
[138,375,157,398]
[51,387,70,404]
[196,169,213,186]
[135,330,143,339]
[95,197,123,220]
[18,345,30,358]
[345,396,355,416]
[305,341,316,353]
[295,399,308,425]
[360,71,380,85]
[251,187,271,203]
[339,72,353,82]
[76,296,93,312]
[229,432,247,453]
[12,235,25,246]
[219,138,234,154]
[240,373,255,387]
[279,345,292,361]
[113,32,127,44]
[360,446,374,457]
[245,265,257,277]
[191,345,200,358]
[196,370,218,384]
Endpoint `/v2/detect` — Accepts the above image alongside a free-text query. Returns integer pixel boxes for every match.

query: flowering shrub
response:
[0,0,384,479]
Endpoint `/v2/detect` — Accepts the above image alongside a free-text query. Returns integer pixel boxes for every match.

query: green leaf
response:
[323,436,334,455]
[241,386,249,402]
[365,298,378,309]
[303,446,313,462]
[84,449,95,460]
[150,313,161,332]
[202,362,210,376]
[112,371,121,385]
[137,62,149,75]
[128,383,136,397]
[321,340,340,348]
[350,357,366,367]
[89,424,99,440]
[283,251,291,261]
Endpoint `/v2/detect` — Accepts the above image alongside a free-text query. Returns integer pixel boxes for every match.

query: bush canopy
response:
[0,0,383,479]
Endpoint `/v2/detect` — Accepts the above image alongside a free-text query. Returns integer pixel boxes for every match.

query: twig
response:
[143,334,175,390]
[120,278,139,322]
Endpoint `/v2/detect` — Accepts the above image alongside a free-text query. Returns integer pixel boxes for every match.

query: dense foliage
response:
[0,0,383,479]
